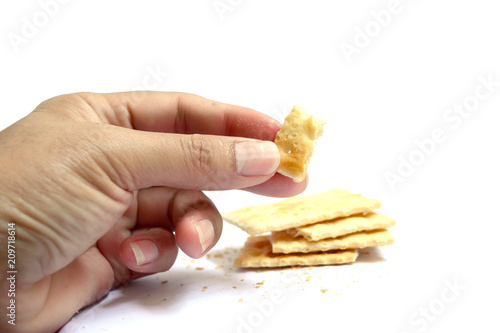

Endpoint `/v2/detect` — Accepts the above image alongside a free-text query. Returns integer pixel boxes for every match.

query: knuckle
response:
[184,134,214,176]
[182,135,234,190]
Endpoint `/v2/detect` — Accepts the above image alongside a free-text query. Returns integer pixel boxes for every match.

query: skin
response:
[0,92,306,333]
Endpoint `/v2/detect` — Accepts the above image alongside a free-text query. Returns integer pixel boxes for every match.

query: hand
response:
[0,92,306,333]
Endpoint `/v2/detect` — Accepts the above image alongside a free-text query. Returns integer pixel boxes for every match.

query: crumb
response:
[163,298,167,301]
[256,280,265,285]
[232,286,237,289]
[214,253,223,258]
[255,286,261,289]
[215,266,222,270]
[196,267,205,270]
[180,283,184,287]
[306,276,312,282]
[147,294,151,296]
[320,289,328,294]
[240,278,244,282]
[191,259,196,264]
[238,298,244,302]
[206,254,212,259]
[203,286,208,289]
[161,280,168,284]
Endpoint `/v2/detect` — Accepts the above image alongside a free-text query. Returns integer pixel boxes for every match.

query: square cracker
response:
[274,104,326,182]
[271,229,394,254]
[287,212,396,241]
[234,235,358,268]
[222,189,381,235]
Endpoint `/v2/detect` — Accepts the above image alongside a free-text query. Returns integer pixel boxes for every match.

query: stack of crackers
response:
[223,105,394,268]
[223,189,395,268]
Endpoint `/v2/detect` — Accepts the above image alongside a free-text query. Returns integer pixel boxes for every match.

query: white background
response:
[1,1,499,332]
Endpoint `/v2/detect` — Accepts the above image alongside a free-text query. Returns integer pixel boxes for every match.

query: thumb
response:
[100,128,281,191]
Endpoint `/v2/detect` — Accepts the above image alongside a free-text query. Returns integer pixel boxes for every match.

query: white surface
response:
[1,1,499,332]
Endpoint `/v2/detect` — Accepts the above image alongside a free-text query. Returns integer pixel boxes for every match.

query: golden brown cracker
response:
[223,189,381,235]
[274,104,326,182]
[287,212,395,241]
[234,235,358,268]
[271,229,394,254]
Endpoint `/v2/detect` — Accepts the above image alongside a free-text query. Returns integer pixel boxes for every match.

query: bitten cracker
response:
[223,189,381,235]
[234,235,358,268]
[271,229,394,254]
[286,212,396,241]
[274,104,326,182]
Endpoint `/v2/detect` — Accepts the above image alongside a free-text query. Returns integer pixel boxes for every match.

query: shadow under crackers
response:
[356,246,387,263]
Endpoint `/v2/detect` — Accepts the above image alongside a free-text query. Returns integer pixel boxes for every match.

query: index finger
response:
[94,91,282,141]
[79,91,306,197]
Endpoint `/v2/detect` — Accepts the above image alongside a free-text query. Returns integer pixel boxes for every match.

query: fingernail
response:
[129,240,158,266]
[194,219,215,255]
[235,141,280,176]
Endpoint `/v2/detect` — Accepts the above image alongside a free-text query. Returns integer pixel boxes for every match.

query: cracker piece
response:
[274,104,326,182]
[234,235,358,268]
[223,189,381,235]
[271,229,394,254]
[287,212,395,241]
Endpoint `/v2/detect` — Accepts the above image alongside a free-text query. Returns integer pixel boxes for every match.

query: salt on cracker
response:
[274,104,326,182]
[234,235,358,268]
[286,212,395,241]
[271,229,394,254]
[222,189,381,235]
